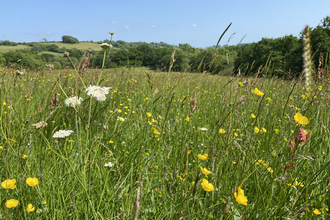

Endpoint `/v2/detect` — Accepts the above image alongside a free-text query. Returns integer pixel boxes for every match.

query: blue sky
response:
[0,0,329,47]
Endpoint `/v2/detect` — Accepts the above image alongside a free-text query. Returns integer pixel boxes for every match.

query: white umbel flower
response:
[53,130,74,138]
[65,96,83,107]
[199,127,208,131]
[104,162,114,167]
[100,43,112,50]
[85,85,112,102]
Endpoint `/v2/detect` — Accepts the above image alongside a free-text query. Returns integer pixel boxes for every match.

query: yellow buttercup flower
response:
[200,167,212,175]
[185,116,190,122]
[251,113,256,118]
[26,178,39,187]
[219,129,226,134]
[1,179,16,189]
[6,199,19,208]
[146,112,152,117]
[294,113,309,125]
[254,88,264,96]
[234,186,248,206]
[267,167,273,173]
[197,154,208,160]
[201,179,214,191]
[262,127,267,132]
[254,127,259,134]
[26,204,35,213]
[313,209,321,215]
[21,155,28,159]
[153,130,160,135]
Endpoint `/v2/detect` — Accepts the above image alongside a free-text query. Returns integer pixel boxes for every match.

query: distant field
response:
[38,51,64,56]
[0,42,103,53]
[0,45,30,53]
[40,42,103,51]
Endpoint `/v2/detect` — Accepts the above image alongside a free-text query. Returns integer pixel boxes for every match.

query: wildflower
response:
[200,167,212,175]
[53,130,74,138]
[85,85,112,102]
[265,97,272,102]
[15,70,24,76]
[318,86,322,91]
[43,201,47,205]
[146,112,152,117]
[152,119,157,123]
[262,128,267,132]
[199,127,208,131]
[219,129,226,134]
[1,179,16,189]
[100,43,111,50]
[201,179,214,191]
[0,146,2,149]
[21,155,28,159]
[267,167,273,173]
[185,116,190,122]
[254,88,264,96]
[251,113,256,118]
[234,186,248,206]
[109,30,115,35]
[238,82,243,87]
[26,204,35,213]
[234,132,238,137]
[154,130,160,135]
[254,127,259,134]
[32,120,48,129]
[158,115,162,119]
[232,161,236,164]
[104,162,114,167]
[313,209,321,215]
[119,117,125,122]
[6,199,19,208]
[65,96,83,107]
[26,178,39,187]
[198,154,208,160]
[294,113,309,125]
[64,51,69,56]
[109,140,113,144]
[274,129,280,134]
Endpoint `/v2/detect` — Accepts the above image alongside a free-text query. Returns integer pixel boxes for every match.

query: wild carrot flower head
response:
[26,178,39,187]
[294,113,309,125]
[201,179,214,191]
[26,204,35,213]
[6,199,19,208]
[1,179,16,189]
[65,96,83,107]
[53,130,74,138]
[234,186,248,205]
[198,154,208,160]
[85,85,112,102]
[100,43,111,50]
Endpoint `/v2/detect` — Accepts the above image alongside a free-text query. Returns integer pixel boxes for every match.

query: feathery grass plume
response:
[168,47,177,73]
[302,26,313,91]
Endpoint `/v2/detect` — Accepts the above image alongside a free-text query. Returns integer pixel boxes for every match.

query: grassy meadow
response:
[0,63,329,219]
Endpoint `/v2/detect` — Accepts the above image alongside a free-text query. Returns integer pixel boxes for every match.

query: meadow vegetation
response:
[0,20,330,220]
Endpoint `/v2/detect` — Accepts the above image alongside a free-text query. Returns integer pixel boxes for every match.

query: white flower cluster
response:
[53,130,74,138]
[15,70,24,76]
[85,85,112,102]
[104,162,114,167]
[100,43,112,50]
[65,96,83,107]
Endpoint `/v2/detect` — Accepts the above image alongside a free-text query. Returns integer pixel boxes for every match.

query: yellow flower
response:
[318,86,322,91]
[197,154,208,160]
[234,132,238,137]
[0,146,2,149]
[119,117,125,122]
[267,167,273,173]
[294,113,309,125]
[254,127,259,134]
[146,112,152,117]
[185,116,190,122]
[118,109,122,113]
[43,200,47,205]
[21,155,28,159]
[1,179,16,189]
[201,179,214,191]
[158,115,162,119]
[152,119,157,123]
[254,88,264,96]
[234,187,248,206]
[26,177,39,187]
[154,130,160,135]
[109,140,113,144]
[200,167,212,175]
[313,209,321,215]
[219,129,226,134]
[26,204,35,213]
[6,199,19,208]
[262,127,267,133]
[251,113,256,118]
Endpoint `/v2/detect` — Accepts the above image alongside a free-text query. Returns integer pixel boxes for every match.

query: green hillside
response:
[0,45,30,53]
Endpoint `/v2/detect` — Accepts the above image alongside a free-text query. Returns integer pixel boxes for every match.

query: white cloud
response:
[112,21,118,24]
[125,26,129,29]
[46,31,50,34]
[192,24,197,27]
[151,25,156,28]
